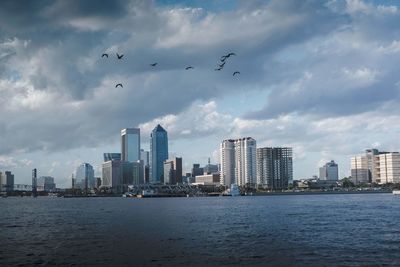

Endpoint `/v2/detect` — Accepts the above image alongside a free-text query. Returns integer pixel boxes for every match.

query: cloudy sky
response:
[1,0,400,187]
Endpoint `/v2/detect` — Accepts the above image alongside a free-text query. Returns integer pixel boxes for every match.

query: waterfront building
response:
[351,149,385,184]
[95,177,102,189]
[163,157,182,184]
[0,172,3,192]
[102,160,122,192]
[195,173,220,185]
[75,163,95,190]
[32,168,37,196]
[150,124,168,184]
[140,149,150,183]
[103,153,121,162]
[319,160,338,181]
[256,147,293,190]
[220,140,235,186]
[375,152,400,184]
[191,164,204,178]
[1,171,15,192]
[37,176,56,192]
[220,137,257,187]
[121,161,142,185]
[121,128,140,162]
[203,158,219,174]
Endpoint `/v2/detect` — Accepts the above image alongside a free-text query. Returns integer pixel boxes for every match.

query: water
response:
[1,193,400,266]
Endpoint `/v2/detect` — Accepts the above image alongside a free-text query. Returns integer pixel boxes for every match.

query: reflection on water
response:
[1,194,400,266]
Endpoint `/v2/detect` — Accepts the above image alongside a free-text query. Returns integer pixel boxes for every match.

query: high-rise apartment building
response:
[150,124,168,184]
[220,137,257,187]
[163,157,182,184]
[351,149,387,184]
[374,152,400,184]
[257,147,293,190]
[319,160,338,181]
[121,128,140,162]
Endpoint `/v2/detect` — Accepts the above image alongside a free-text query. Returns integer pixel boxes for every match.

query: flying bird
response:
[185,66,194,70]
[221,52,236,61]
[116,53,124,59]
[215,67,222,71]
[233,71,240,76]
[101,53,108,58]
[115,83,123,88]
[217,62,226,68]
[150,63,158,67]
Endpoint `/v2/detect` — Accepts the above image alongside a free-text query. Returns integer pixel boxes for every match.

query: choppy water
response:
[1,193,400,266]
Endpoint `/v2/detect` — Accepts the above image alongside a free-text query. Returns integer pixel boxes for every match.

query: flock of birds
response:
[100,52,240,88]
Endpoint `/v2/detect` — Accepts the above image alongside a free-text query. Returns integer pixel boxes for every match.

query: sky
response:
[1,0,400,188]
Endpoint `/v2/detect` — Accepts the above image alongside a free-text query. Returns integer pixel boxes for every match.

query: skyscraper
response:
[164,157,182,184]
[375,152,400,184]
[32,168,37,196]
[150,124,168,184]
[103,153,121,162]
[121,128,140,162]
[3,171,14,192]
[220,137,257,187]
[220,140,235,186]
[102,160,122,192]
[319,160,339,181]
[351,149,381,184]
[75,163,95,190]
[140,149,150,183]
[256,147,293,190]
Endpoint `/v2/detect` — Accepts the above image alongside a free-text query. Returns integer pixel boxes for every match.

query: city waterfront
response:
[1,193,400,266]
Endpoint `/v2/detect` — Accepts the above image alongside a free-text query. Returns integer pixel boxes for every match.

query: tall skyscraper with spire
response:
[150,124,168,184]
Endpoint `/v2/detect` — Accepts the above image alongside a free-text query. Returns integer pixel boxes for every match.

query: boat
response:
[392,190,400,195]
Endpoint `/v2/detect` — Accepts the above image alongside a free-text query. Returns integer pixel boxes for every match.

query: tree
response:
[341,177,355,188]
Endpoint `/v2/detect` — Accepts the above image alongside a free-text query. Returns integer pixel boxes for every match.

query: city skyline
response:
[2,0,400,188]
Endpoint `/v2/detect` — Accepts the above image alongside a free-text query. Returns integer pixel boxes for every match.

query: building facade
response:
[163,157,182,184]
[220,137,257,187]
[103,153,121,162]
[38,176,56,192]
[256,147,293,190]
[102,160,122,192]
[140,149,150,183]
[150,124,168,184]
[121,128,140,162]
[319,160,339,181]
[195,173,220,185]
[75,163,95,190]
[375,152,400,184]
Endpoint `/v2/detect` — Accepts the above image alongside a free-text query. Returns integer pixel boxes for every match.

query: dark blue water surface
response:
[1,193,400,266]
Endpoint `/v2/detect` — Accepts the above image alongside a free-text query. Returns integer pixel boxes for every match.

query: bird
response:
[233,71,240,76]
[221,52,236,61]
[185,66,194,70]
[101,53,108,58]
[115,83,123,88]
[217,62,226,68]
[150,63,158,67]
[116,53,124,59]
[215,67,222,71]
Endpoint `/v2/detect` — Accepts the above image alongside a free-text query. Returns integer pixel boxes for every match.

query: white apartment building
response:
[220,137,257,187]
